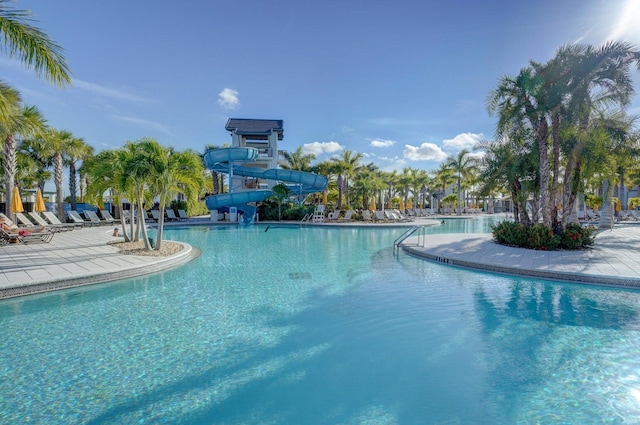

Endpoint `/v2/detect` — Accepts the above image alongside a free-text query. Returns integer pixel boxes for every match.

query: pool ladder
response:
[393,225,426,256]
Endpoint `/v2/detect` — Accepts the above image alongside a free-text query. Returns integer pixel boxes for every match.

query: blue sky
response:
[4,0,640,176]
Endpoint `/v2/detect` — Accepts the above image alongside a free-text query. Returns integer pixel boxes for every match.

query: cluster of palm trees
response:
[485,41,640,229]
[82,139,205,250]
[280,146,481,215]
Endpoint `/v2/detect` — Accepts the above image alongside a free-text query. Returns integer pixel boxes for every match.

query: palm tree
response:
[281,146,316,171]
[446,149,479,215]
[433,163,456,213]
[65,136,93,211]
[39,128,74,219]
[0,83,46,220]
[83,149,134,242]
[0,0,71,86]
[147,144,205,250]
[330,149,362,209]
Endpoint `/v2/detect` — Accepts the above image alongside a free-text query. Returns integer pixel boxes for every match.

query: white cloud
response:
[74,79,154,104]
[218,88,239,110]
[370,139,395,148]
[302,141,344,155]
[403,143,448,161]
[442,132,483,152]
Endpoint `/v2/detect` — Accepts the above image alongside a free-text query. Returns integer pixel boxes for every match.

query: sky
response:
[3,0,640,182]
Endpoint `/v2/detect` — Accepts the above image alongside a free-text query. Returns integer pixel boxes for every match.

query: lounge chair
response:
[325,210,340,222]
[361,210,374,222]
[338,210,354,222]
[68,210,93,226]
[27,212,74,232]
[99,210,117,224]
[374,211,389,222]
[43,211,83,229]
[0,227,54,244]
[177,209,189,221]
[165,209,179,221]
[84,210,107,226]
[149,210,161,222]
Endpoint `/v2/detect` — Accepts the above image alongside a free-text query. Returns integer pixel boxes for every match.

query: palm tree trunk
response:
[599,179,614,229]
[54,152,65,219]
[69,162,78,210]
[537,119,552,227]
[3,135,16,220]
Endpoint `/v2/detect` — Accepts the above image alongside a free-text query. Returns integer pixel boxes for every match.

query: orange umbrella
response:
[34,188,46,212]
[387,198,392,209]
[407,198,413,210]
[322,191,327,206]
[399,199,405,211]
[369,198,376,211]
[11,186,23,213]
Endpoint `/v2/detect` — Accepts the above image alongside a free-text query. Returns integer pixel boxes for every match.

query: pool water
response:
[2,218,640,424]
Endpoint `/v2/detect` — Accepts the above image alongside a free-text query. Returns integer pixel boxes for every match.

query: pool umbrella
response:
[322,191,327,205]
[387,199,392,209]
[34,188,46,212]
[407,198,413,210]
[369,198,376,211]
[399,199,405,211]
[11,186,23,213]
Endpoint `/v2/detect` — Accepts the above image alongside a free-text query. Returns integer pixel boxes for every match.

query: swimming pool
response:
[1,218,640,424]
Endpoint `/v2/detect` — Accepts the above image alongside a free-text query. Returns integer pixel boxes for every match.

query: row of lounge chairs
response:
[145,209,189,222]
[0,213,55,245]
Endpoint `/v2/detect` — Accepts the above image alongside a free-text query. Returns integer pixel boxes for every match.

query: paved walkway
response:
[0,225,199,299]
[1,217,639,300]
[401,224,640,288]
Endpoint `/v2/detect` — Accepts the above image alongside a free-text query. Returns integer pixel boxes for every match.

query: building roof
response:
[225,119,284,140]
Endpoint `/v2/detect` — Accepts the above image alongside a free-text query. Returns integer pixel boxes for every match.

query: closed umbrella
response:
[322,191,327,206]
[34,188,46,212]
[407,198,413,210]
[387,199,392,209]
[399,199,405,211]
[369,198,376,211]
[11,186,23,213]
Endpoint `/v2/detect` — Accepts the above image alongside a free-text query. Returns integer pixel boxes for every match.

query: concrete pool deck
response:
[0,216,638,299]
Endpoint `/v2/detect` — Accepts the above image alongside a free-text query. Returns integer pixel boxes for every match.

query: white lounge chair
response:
[325,210,340,221]
[177,209,189,221]
[43,211,81,228]
[361,210,374,222]
[99,209,117,224]
[84,210,106,226]
[338,210,354,222]
[27,212,73,232]
[165,209,179,221]
[312,205,325,223]
[68,210,94,226]
[149,210,161,222]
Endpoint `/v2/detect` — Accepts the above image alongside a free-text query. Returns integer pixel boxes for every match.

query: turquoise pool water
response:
[2,218,640,424]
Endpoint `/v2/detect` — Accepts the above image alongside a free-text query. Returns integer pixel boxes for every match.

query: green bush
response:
[491,221,595,250]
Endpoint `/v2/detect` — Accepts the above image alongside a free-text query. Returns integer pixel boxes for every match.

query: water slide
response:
[203,147,328,224]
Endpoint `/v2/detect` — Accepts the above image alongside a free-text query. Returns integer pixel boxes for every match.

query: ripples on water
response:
[1,217,640,424]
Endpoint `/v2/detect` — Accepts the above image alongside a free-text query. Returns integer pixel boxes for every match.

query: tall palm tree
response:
[0,83,46,220]
[64,136,93,210]
[433,163,456,213]
[147,145,205,250]
[0,0,71,86]
[445,149,478,215]
[83,149,134,242]
[281,146,316,171]
[330,149,362,209]
[40,128,74,219]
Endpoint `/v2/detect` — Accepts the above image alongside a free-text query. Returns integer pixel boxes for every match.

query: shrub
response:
[491,220,594,251]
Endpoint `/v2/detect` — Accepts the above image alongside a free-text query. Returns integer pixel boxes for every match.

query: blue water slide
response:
[203,147,328,224]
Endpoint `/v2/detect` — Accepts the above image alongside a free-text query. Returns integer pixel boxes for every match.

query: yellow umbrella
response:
[11,186,23,213]
[34,188,46,212]
[322,191,327,206]
[369,198,376,211]
[399,199,405,211]
[387,198,392,209]
[407,198,413,210]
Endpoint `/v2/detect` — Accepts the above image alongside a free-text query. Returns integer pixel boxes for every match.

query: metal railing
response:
[393,225,426,256]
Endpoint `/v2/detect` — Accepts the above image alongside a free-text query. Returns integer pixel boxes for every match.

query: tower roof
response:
[225,119,284,140]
